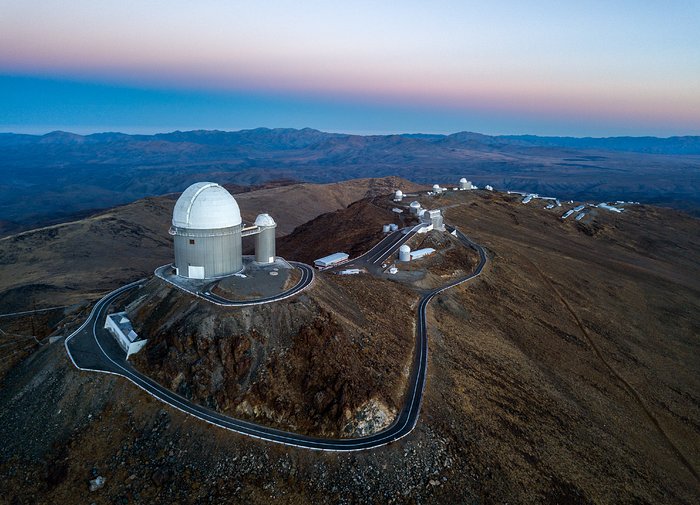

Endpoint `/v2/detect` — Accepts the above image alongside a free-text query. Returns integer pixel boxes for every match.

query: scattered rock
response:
[89,476,106,492]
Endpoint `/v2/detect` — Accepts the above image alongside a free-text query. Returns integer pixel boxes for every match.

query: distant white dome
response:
[172,182,242,229]
[395,190,403,197]
[399,245,411,253]
[433,184,440,190]
[254,213,276,227]
[459,177,468,183]
[409,201,421,208]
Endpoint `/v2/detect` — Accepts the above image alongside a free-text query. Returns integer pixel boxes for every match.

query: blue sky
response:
[1,1,699,136]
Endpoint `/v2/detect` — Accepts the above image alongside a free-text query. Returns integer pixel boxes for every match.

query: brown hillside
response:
[0,184,698,504]
[127,273,417,437]
[0,176,421,312]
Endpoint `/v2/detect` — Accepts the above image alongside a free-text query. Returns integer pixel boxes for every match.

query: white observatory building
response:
[170,182,278,279]
[171,182,243,279]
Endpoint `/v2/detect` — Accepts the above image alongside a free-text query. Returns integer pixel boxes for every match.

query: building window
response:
[189,239,195,245]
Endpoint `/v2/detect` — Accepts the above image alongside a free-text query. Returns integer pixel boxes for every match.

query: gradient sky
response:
[1,1,699,136]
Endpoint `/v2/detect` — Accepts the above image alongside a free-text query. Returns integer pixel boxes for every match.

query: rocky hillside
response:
[127,273,417,437]
[0,183,698,504]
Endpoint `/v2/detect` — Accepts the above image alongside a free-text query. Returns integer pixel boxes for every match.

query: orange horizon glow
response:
[1,1,699,135]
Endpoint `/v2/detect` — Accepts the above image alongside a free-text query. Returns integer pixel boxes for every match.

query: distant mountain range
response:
[1,127,699,234]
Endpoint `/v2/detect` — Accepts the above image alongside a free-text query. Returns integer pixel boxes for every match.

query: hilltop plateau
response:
[0,181,698,504]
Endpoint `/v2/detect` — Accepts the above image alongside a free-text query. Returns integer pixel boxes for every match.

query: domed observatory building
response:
[170,182,243,279]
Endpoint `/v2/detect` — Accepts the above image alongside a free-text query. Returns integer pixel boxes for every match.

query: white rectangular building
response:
[410,248,436,260]
[314,252,349,268]
[104,312,148,359]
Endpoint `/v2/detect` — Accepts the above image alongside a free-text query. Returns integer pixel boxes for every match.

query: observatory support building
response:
[254,213,276,264]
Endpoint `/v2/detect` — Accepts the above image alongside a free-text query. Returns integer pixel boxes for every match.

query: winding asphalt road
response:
[65,227,487,451]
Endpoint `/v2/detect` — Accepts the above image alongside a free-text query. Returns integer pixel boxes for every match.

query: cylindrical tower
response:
[432,184,441,193]
[399,244,411,262]
[409,201,421,215]
[459,177,470,190]
[394,189,403,201]
[254,213,276,264]
[170,182,243,279]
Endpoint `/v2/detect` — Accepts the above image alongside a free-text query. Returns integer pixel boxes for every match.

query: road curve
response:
[154,261,314,307]
[65,227,487,451]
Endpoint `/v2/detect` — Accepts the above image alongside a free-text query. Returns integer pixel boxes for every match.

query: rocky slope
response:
[0,183,698,504]
[127,273,417,437]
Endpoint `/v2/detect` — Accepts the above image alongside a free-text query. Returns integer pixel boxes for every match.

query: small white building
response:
[314,252,349,268]
[410,248,436,260]
[485,185,494,191]
[394,190,404,201]
[104,312,148,359]
[421,209,445,231]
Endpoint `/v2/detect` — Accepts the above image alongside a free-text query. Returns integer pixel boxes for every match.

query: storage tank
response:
[394,190,403,201]
[382,224,391,233]
[170,182,243,279]
[389,223,398,232]
[399,244,411,262]
[254,213,276,264]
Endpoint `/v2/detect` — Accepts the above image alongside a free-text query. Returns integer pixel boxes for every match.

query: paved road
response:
[154,261,314,307]
[332,224,421,272]
[65,227,487,451]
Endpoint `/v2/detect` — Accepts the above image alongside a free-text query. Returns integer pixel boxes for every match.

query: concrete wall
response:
[173,225,243,278]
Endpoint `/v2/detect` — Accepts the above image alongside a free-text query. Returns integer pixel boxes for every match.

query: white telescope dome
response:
[254,213,276,227]
[395,190,403,196]
[172,182,242,229]
[409,201,421,208]
[399,244,411,253]
[432,184,440,190]
[459,177,468,183]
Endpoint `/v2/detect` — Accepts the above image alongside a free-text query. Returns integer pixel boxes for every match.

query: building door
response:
[188,265,205,279]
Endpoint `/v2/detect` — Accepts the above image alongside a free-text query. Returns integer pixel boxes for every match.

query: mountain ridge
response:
[2,127,699,154]
[1,127,699,234]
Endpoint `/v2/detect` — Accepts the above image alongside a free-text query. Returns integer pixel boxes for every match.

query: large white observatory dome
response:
[172,182,242,229]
